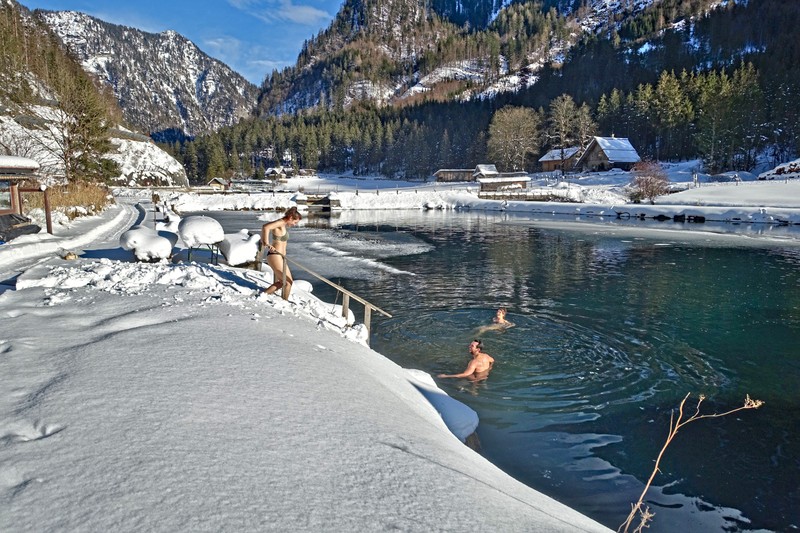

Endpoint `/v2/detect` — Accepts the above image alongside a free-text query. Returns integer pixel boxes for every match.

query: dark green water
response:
[205,209,800,532]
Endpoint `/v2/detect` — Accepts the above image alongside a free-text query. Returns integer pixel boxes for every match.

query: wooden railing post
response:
[43,187,53,234]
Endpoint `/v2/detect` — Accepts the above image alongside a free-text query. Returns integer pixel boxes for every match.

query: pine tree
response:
[653,70,693,160]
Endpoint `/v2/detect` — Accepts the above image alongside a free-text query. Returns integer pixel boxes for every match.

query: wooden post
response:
[14,183,22,215]
[341,293,350,321]
[364,306,372,338]
[43,187,53,234]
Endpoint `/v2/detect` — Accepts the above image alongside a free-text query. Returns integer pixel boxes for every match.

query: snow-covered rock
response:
[758,157,800,181]
[106,132,189,187]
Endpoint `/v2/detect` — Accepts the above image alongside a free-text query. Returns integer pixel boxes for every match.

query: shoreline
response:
[6,182,796,527]
[0,197,613,531]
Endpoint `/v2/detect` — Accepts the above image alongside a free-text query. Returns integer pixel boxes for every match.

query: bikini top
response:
[273,229,289,242]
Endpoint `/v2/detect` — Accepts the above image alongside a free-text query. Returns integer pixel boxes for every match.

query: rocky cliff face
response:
[38,10,258,141]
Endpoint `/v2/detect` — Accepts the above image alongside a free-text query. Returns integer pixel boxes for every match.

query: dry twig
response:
[619,393,764,533]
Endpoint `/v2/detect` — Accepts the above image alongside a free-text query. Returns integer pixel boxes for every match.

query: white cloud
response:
[203,36,244,63]
[228,0,332,27]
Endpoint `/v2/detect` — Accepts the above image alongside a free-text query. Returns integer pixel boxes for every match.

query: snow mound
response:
[119,225,175,261]
[178,216,224,248]
[405,369,479,442]
[219,229,261,266]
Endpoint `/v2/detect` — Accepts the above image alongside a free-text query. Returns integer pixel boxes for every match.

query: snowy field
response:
[2,163,799,531]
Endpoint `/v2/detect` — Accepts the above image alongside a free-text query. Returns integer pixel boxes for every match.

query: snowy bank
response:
[161,175,800,230]
[0,200,611,532]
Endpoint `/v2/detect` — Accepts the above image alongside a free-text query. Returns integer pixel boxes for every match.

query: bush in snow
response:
[629,161,669,204]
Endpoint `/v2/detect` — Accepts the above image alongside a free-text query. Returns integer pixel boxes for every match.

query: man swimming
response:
[437,339,495,381]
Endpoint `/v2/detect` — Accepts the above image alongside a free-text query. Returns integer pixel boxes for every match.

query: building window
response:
[0,181,11,211]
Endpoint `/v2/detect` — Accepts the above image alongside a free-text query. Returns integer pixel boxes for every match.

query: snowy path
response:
[0,200,140,283]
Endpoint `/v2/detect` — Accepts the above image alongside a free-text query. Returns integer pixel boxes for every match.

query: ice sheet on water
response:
[289,227,433,280]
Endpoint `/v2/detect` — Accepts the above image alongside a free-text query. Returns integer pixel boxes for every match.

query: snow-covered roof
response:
[474,164,499,176]
[539,147,580,162]
[0,155,40,175]
[591,137,640,163]
[434,168,473,174]
[477,176,531,183]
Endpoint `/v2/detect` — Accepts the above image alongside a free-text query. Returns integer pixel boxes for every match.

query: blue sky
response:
[18,0,341,85]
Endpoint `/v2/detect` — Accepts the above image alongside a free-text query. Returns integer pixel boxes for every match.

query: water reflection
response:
[201,209,800,532]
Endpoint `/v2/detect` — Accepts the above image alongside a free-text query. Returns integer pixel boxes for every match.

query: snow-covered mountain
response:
[1,1,189,187]
[254,0,679,114]
[37,10,258,141]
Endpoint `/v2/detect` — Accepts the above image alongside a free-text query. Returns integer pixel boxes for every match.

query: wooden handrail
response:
[256,248,391,343]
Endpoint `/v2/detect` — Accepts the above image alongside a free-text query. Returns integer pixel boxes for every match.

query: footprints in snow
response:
[1,419,65,444]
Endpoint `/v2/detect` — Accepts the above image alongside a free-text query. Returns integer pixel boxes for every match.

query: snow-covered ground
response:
[164,161,800,229]
[2,164,799,531]
[1,195,614,530]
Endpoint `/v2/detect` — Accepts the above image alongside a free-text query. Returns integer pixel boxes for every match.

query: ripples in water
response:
[376,308,729,422]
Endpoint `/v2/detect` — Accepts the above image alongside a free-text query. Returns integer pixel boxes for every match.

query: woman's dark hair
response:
[284,206,302,221]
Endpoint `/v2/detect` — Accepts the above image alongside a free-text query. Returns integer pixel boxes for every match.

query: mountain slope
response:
[0,0,188,187]
[256,0,671,115]
[38,10,259,141]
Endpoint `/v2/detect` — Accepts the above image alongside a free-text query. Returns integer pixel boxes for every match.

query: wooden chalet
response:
[473,164,500,180]
[477,172,531,192]
[433,168,475,182]
[433,164,503,182]
[0,155,38,216]
[539,146,580,172]
[207,177,230,191]
[575,136,640,172]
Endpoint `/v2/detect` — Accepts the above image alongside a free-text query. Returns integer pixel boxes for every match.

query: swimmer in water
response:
[437,339,495,382]
[475,307,515,335]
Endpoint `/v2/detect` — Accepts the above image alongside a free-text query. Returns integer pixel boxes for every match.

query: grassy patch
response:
[21,180,115,220]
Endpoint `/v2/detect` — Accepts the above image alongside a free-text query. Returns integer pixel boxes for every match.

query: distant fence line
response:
[187,185,580,201]
[478,188,573,201]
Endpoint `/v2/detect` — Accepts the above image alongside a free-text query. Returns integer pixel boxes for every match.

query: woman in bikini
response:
[260,206,302,298]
